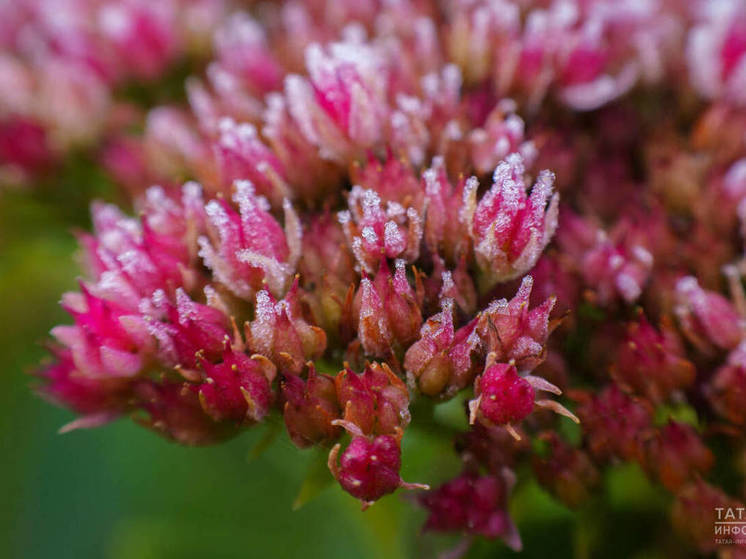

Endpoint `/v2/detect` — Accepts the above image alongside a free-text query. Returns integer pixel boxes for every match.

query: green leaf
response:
[292,447,334,511]
[246,418,282,463]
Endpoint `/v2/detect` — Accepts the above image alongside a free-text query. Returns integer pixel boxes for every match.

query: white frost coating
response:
[215,12,266,52]
[560,64,639,112]
[459,176,480,229]
[174,288,196,324]
[198,235,248,298]
[182,181,204,210]
[284,74,319,144]
[234,179,270,213]
[386,201,406,219]
[237,250,293,297]
[250,290,275,355]
[283,198,302,270]
[724,159,746,198]
[632,245,654,267]
[384,220,403,250]
[505,114,525,138]
[439,271,455,300]
[358,277,391,355]
[337,210,351,225]
[422,167,439,195]
[362,225,379,244]
[616,272,642,302]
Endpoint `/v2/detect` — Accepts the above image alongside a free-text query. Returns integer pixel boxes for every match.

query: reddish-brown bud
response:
[533,432,600,508]
[335,362,410,437]
[574,384,654,463]
[246,280,327,374]
[281,363,341,448]
[477,275,556,371]
[404,299,481,398]
[420,469,521,550]
[644,421,714,492]
[328,425,427,509]
[354,259,421,358]
[612,313,695,403]
[197,346,276,424]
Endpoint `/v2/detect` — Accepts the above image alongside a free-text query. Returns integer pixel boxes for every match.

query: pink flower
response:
[197,344,276,424]
[420,469,521,550]
[644,421,713,492]
[707,342,746,426]
[339,186,423,274]
[675,275,744,352]
[404,298,481,397]
[533,432,600,507]
[52,284,152,379]
[334,361,410,437]
[574,384,653,463]
[353,259,422,358]
[134,380,237,446]
[37,348,132,432]
[328,427,427,509]
[141,288,230,370]
[198,180,301,299]
[612,313,695,403]
[463,154,558,289]
[99,1,179,81]
[477,275,556,371]
[213,118,289,207]
[246,281,327,375]
[281,364,341,448]
[284,39,389,162]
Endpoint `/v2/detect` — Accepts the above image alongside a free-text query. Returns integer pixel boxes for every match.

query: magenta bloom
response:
[31,1,746,553]
[463,154,558,288]
[328,430,427,509]
[421,470,521,550]
[199,180,301,298]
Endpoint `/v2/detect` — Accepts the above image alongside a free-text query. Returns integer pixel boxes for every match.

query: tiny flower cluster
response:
[0,0,230,184]
[30,0,746,556]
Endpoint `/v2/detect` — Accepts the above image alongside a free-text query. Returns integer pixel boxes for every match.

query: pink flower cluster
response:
[0,0,229,183]
[31,0,746,556]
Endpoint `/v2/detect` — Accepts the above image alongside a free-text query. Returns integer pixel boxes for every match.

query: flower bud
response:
[197,345,276,424]
[708,342,746,426]
[281,364,341,448]
[675,276,744,352]
[533,432,600,508]
[644,421,713,492]
[420,469,521,550]
[52,284,153,379]
[469,352,578,435]
[335,361,410,436]
[199,180,301,299]
[477,275,556,371]
[574,384,653,463]
[404,299,481,397]
[246,281,327,375]
[284,40,389,162]
[134,380,238,446]
[469,362,534,428]
[612,313,695,403]
[339,186,423,273]
[213,118,289,207]
[328,427,427,509]
[463,154,558,290]
[37,348,132,432]
[354,259,421,358]
[142,288,230,369]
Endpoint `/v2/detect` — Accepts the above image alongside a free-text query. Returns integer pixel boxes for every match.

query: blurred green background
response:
[0,167,684,559]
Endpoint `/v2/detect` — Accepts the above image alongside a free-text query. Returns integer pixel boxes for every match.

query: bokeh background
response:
[0,161,689,559]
